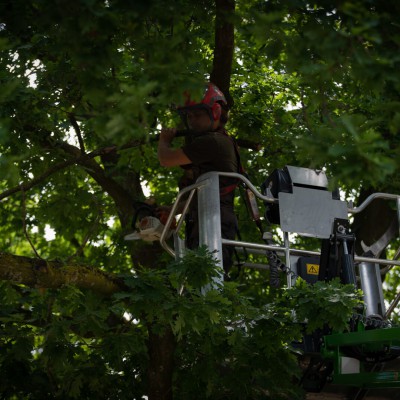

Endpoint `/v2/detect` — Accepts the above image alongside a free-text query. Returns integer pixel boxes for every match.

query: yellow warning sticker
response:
[306,264,319,275]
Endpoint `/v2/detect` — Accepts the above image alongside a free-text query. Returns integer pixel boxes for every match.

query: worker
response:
[157,82,240,278]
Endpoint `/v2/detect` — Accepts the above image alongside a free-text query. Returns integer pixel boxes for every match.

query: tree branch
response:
[0,139,144,202]
[0,252,124,296]
[57,142,136,216]
[69,113,86,153]
[0,158,78,201]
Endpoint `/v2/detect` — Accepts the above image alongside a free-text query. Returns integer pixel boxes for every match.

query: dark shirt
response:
[181,130,239,208]
[180,129,239,274]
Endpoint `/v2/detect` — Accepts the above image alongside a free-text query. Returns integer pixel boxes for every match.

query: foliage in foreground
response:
[0,0,399,398]
[0,249,362,400]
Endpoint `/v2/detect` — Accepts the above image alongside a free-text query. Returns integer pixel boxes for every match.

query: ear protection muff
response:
[211,102,221,121]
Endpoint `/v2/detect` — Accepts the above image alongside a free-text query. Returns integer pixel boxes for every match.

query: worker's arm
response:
[158,128,192,167]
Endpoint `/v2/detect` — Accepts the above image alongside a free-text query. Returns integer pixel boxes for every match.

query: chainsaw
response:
[124,202,175,242]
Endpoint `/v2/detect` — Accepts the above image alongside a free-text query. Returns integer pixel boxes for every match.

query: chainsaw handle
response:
[175,129,192,137]
[152,129,194,142]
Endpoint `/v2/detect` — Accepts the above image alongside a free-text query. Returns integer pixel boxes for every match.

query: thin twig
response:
[20,184,42,259]
[66,196,103,262]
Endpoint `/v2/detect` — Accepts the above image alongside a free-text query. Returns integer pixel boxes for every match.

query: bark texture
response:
[0,252,122,296]
[210,0,235,108]
[147,328,176,400]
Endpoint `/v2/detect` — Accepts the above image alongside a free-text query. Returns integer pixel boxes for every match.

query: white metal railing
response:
[160,171,400,268]
[159,171,400,316]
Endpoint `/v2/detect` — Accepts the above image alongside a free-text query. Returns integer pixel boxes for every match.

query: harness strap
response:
[218,129,245,196]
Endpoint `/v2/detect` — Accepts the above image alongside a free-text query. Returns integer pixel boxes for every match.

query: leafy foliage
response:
[284,278,363,333]
[0,249,365,399]
[0,0,400,398]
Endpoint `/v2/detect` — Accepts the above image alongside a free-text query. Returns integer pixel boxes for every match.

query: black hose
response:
[254,220,286,288]
[267,248,285,288]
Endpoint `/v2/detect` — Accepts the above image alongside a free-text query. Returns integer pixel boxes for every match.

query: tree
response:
[0,0,399,399]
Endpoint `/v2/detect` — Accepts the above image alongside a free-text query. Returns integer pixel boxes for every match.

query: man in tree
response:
[157,82,239,278]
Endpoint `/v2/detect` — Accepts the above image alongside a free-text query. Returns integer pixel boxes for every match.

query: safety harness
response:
[218,130,287,286]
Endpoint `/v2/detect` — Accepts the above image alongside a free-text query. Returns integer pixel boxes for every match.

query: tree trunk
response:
[210,0,235,108]
[147,326,176,400]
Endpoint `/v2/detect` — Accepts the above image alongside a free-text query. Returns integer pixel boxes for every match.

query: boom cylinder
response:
[359,262,386,318]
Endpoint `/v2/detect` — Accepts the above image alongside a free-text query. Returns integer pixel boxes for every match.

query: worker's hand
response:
[155,205,176,228]
[155,205,172,219]
[159,127,177,144]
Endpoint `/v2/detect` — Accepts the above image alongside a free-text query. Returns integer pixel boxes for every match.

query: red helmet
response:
[178,82,227,121]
